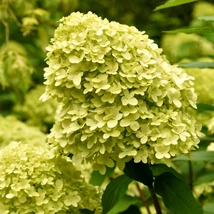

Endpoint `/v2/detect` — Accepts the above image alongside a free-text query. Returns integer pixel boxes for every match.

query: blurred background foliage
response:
[0,0,214,213]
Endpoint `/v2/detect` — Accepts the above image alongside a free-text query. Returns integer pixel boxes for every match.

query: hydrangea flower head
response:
[14,85,58,132]
[0,115,47,148]
[0,141,101,213]
[185,67,214,104]
[42,12,201,173]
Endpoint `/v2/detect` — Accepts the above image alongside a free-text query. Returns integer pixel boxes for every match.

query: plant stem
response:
[2,21,9,43]
[148,185,162,214]
[188,160,193,191]
[136,182,151,214]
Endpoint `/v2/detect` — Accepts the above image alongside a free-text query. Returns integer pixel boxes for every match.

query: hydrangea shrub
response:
[0,141,101,214]
[42,12,201,173]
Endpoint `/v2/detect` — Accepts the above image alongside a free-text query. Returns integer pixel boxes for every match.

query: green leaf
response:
[119,205,142,214]
[150,164,184,180]
[203,211,214,214]
[194,173,214,186]
[102,174,133,214]
[196,103,214,112]
[90,167,115,186]
[80,209,94,214]
[203,202,214,214]
[179,62,214,68]
[200,137,214,144]
[124,160,153,187]
[154,0,198,11]
[163,27,214,34]
[198,16,214,21]
[173,151,214,162]
[107,195,140,214]
[155,172,203,214]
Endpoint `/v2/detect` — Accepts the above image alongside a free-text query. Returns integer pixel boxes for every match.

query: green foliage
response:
[124,160,153,187]
[155,0,199,11]
[102,174,132,214]
[90,166,115,186]
[155,172,203,214]
[173,151,214,162]
[107,196,141,214]
[179,62,214,68]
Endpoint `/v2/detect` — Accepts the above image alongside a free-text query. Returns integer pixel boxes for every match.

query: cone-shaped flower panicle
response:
[0,141,101,213]
[42,12,201,173]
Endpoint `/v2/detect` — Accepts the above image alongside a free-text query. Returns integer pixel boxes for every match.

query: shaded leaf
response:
[200,137,214,144]
[80,209,94,214]
[150,164,184,180]
[154,0,198,11]
[102,174,132,214]
[155,172,203,214]
[124,160,153,187]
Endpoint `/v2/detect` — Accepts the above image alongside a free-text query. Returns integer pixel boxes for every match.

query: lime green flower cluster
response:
[185,68,214,104]
[0,41,33,98]
[42,12,201,173]
[14,85,58,132]
[0,141,101,214]
[194,181,214,200]
[161,33,214,63]
[0,115,47,148]
[184,67,214,130]
[208,117,214,135]
[192,1,214,19]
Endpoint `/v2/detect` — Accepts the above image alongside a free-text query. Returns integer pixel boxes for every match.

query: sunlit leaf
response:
[107,195,140,214]
[179,62,214,68]
[198,16,214,21]
[194,173,214,186]
[90,167,115,186]
[203,202,214,214]
[163,27,214,34]
[154,0,198,11]
[118,205,142,214]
